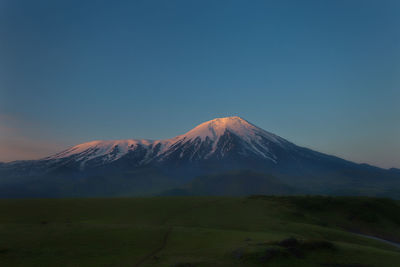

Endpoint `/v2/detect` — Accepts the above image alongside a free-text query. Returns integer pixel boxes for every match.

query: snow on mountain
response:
[176,116,282,143]
[43,116,290,166]
[45,139,154,164]
[156,116,289,161]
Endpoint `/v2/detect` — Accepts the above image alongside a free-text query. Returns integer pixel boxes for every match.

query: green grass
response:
[0,196,399,266]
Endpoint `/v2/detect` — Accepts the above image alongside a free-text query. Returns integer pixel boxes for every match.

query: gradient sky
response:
[1,0,399,168]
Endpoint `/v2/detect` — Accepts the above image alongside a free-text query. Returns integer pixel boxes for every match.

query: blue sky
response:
[1,0,399,168]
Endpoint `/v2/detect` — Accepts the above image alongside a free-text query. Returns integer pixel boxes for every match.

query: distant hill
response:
[161,170,295,196]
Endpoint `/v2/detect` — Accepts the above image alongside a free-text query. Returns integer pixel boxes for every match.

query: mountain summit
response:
[159,116,290,163]
[1,116,399,198]
[177,116,281,143]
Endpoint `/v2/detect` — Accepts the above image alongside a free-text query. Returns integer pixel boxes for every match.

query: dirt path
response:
[133,226,173,267]
[132,198,222,267]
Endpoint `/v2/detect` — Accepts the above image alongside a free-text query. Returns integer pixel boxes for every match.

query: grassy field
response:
[0,196,399,266]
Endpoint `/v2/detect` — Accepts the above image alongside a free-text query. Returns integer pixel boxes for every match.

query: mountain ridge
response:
[43,116,289,164]
[0,116,399,198]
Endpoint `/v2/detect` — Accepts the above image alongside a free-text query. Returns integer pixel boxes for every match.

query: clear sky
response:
[1,0,399,168]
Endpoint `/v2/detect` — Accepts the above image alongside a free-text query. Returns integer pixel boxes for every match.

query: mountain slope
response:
[0,116,399,198]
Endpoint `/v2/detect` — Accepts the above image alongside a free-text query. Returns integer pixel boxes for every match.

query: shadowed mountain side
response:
[160,170,295,196]
[0,167,179,198]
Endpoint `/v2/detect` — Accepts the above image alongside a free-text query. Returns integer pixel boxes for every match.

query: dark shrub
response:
[259,248,286,262]
[278,237,299,248]
[303,240,335,250]
[232,248,244,260]
[287,246,304,258]
[171,263,195,267]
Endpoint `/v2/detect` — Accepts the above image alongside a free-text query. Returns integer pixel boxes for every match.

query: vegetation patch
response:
[321,264,371,267]
[0,248,9,254]
[276,237,335,258]
[0,196,399,266]
[171,263,196,267]
[234,237,337,264]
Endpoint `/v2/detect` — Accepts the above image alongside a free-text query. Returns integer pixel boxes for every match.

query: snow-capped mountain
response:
[1,116,399,198]
[157,116,289,162]
[42,116,291,168]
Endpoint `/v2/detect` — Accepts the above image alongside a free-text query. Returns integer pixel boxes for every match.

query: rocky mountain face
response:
[1,116,399,198]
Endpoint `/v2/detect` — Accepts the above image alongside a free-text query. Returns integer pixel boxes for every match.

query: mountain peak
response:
[178,116,253,141]
[176,116,283,145]
[205,116,250,128]
[210,116,246,123]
